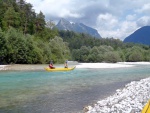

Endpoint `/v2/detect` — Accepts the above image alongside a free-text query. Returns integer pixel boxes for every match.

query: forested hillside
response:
[0,0,150,64]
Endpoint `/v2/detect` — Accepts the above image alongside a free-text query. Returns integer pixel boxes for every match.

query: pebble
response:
[84,77,150,113]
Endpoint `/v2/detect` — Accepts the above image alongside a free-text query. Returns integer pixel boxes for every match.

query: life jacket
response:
[49,64,53,68]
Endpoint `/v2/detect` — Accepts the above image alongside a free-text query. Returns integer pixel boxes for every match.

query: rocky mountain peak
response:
[55,18,101,38]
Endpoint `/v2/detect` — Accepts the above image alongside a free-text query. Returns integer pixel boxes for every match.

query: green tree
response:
[35,11,45,34]
[4,27,43,64]
[2,7,20,30]
[25,35,43,64]
[72,49,80,61]
[79,46,90,62]
[103,51,121,63]
[18,1,36,34]
[49,36,71,63]
[125,46,144,62]
[0,29,7,63]
[97,54,104,62]
[128,51,144,62]
[98,45,114,53]
[0,1,8,27]
[5,27,23,63]
[87,46,99,62]
[87,54,96,62]
[144,50,150,61]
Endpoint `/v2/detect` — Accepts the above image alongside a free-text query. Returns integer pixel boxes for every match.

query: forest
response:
[0,0,150,64]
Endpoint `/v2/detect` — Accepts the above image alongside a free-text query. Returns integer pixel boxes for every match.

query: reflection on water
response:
[0,65,150,113]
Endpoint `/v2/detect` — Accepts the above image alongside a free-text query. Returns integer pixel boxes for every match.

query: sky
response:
[26,0,150,40]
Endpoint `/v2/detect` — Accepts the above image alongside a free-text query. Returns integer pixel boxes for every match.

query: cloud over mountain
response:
[26,0,150,40]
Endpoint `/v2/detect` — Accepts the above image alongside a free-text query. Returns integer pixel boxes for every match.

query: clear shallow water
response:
[0,64,150,113]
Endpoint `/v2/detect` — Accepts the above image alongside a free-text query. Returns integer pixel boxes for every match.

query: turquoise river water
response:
[0,64,150,113]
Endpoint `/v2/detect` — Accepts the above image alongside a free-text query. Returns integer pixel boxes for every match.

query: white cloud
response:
[96,13,125,40]
[26,0,81,18]
[96,13,118,30]
[136,3,150,14]
[119,21,138,39]
[137,16,150,26]
[96,13,138,40]
[57,8,81,18]
[25,0,41,6]
[126,14,136,21]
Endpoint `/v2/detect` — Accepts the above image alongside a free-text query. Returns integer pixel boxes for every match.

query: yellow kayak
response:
[141,100,150,113]
[45,66,76,72]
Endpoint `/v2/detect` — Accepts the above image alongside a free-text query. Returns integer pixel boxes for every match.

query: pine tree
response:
[35,11,46,33]
[2,7,20,30]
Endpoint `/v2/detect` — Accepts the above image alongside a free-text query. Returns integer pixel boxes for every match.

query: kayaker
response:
[64,60,68,68]
[49,60,55,69]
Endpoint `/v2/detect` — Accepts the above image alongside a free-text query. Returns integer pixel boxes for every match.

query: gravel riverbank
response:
[85,77,150,113]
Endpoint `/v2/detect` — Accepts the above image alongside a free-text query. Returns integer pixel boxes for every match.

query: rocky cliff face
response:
[55,18,101,38]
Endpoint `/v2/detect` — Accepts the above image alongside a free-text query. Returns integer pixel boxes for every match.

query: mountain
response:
[124,26,150,45]
[55,18,101,38]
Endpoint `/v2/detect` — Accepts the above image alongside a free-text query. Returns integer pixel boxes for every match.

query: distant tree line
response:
[59,30,150,63]
[0,0,150,64]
